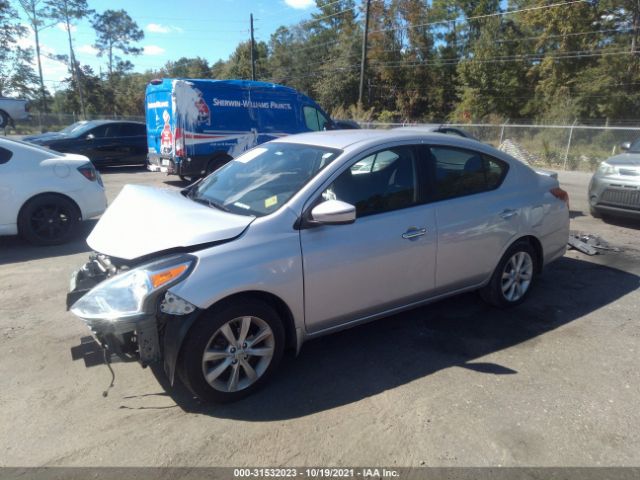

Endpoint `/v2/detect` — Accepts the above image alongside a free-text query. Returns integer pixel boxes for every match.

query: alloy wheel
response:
[29,204,73,242]
[201,316,275,393]
[501,251,533,302]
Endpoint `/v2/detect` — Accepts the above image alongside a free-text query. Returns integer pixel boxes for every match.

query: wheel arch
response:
[517,234,544,274]
[166,289,299,386]
[207,152,233,171]
[17,191,82,225]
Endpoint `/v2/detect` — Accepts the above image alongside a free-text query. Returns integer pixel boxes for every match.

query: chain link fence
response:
[2,113,145,136]
[364,122,640,172]
[4,115,639,173]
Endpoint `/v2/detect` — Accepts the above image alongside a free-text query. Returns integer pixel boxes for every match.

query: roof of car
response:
[82,119,145,126]
[274,129,479,151]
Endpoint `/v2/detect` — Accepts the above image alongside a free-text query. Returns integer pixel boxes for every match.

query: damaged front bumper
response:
[67,254,199,379]
[67,256,162,366]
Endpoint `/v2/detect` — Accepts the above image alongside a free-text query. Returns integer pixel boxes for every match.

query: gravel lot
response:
[1,167,639,467]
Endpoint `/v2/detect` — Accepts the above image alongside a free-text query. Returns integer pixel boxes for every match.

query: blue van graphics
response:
[145,78,331,179]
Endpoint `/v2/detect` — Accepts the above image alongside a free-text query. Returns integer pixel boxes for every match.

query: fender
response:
[163,309,202,385]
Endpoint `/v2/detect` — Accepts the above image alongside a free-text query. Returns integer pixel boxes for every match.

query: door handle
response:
[500,209,518,220]
[402,227,427,240]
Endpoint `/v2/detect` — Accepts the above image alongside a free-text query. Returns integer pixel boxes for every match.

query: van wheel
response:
[179,299,285,403]
[480,240,536,308]
[205,156,230,176]
[18,194,81,245]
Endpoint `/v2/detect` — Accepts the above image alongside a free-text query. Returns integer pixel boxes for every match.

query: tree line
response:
[2,0,639,124]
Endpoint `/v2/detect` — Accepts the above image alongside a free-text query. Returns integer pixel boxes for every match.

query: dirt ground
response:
[1,167,639,467]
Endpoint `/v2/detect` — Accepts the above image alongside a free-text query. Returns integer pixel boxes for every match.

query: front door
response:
[300,145,437,334]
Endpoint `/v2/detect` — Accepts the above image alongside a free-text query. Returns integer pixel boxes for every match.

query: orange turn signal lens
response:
[550,187,569,207]
[150,264,188,289]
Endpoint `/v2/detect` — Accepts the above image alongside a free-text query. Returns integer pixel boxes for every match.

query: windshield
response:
[190,142,341,217]
[629,138,640,153]
[60,121,89,134]
[68,121,104,137]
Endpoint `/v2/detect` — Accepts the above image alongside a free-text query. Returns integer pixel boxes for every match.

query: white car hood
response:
[87,184,255,260]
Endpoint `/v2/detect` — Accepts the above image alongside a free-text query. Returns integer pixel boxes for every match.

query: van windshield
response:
[189,143,341,217]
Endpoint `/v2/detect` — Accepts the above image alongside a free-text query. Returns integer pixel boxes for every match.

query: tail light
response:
[550,187,569,207]
[175,127,185,157]
[77,163,97,182]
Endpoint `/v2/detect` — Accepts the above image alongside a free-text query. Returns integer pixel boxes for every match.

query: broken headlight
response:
[71,255,196,321]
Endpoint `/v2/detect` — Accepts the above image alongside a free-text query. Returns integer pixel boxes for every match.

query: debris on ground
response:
[568,232,622,255]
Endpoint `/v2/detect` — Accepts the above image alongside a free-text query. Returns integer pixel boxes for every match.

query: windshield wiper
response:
[191,196,231,212]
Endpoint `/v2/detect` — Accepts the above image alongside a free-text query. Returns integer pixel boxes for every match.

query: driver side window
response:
[322,146,418,217]
[303,106,328,131]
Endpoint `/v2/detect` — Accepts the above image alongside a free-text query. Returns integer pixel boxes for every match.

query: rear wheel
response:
[205,156,230,176]
[480,240,537,307]
[179,299,285,403]
[18,194,81,245]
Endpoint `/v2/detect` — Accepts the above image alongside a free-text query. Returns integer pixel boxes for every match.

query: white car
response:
[0,138,107,245]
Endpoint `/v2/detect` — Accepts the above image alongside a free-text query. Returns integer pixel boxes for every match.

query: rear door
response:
[300,144,437,333]
[145,87,173,157]
[426,145,518,293]
[113,122,147,164]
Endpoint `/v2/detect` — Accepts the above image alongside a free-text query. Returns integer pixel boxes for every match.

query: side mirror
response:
[86,133,95,140]
[620,142,631,152]
[310,200,356,225]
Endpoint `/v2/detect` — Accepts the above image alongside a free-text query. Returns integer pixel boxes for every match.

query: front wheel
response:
[480,241,537,308]
[179,299,285,403]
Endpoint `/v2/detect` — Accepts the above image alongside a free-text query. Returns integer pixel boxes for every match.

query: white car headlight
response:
[597,162,617,176]
[71,255,195,321]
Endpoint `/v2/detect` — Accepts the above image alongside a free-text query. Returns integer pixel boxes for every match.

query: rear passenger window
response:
[0,147,13,164]
[430,147,508,200]
[322,146,418,217]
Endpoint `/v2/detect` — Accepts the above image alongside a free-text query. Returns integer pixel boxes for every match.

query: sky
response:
[15,0,320,92]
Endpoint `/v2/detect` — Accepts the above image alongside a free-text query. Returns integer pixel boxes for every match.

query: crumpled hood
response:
[87,184,255,260]
[606,153,640,166]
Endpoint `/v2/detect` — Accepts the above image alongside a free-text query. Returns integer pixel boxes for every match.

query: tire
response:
[0,111,9,129]
[480,240,537,308]
[205,156,230,176]
[179,299,285,403]
[18,194,81,246]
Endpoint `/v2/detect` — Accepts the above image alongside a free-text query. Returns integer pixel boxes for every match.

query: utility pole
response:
[250,13,256,81]
[358,0,371,106]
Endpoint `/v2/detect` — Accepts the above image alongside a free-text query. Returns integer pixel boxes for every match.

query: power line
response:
[369,0,591,35]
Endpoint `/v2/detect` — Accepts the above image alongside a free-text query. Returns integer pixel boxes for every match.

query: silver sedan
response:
[68,130,570,402]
